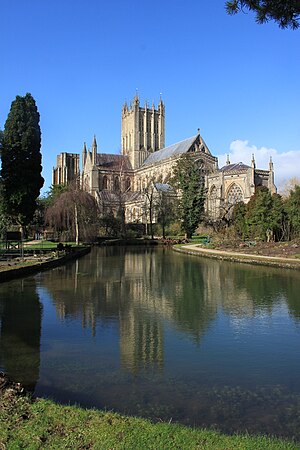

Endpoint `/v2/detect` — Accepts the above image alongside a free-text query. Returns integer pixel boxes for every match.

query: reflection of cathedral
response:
[53,94,276,221]
[119,309,164,373]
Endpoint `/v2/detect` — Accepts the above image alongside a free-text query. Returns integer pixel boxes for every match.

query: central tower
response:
[121,95,165,169]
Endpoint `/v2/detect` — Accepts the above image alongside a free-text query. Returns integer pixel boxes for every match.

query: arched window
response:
[227,183,243,206]
[114,176,120,192]
[102,175,108,190]
[125,177,131,192]
[209,185,217,218]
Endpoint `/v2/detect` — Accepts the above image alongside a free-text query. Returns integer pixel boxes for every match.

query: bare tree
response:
[45,181,99,244]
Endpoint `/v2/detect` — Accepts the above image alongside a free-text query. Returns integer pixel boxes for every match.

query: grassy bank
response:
[0,390,297,450]
[0,246,91,282]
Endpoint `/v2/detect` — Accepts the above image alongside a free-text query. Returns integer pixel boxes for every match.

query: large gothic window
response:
[209,185,218,218]
[227,183,243,206]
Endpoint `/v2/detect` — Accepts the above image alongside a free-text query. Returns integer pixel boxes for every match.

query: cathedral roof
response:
[97,190,142,203]
[154,182,173,192]
[220,162,251,173]
[96,154,132,170]
[141,135,199,167]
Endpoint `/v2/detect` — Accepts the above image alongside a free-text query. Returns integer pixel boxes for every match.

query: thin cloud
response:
[217,140,300,192]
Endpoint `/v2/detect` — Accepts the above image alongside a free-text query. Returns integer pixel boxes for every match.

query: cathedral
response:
[53,94,276,223]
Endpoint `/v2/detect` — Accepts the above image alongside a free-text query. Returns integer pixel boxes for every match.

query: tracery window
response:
[227,183,243,205]
[209,185,217,218]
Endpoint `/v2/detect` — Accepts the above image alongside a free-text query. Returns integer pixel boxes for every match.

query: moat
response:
[1,246,300,440]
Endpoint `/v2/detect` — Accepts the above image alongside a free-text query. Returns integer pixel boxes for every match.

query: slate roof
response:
[98,190,142,203]
[96,154,132,170]
[141,135,199,167]
[220,162,250,173]
[154,183,173,192]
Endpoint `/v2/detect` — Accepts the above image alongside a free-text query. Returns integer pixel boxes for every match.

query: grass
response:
[0,394,297,450]
[24,240,77,249]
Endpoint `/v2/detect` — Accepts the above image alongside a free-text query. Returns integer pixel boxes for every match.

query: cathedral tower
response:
[121,94,165,169]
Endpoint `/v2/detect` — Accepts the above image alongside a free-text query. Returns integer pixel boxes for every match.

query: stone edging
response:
[173,245,300,270]
[0,247,91,283]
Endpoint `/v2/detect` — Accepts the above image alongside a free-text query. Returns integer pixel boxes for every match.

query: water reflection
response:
[42,247,300,372]
[2,247,300,439]
[0,278,42,391]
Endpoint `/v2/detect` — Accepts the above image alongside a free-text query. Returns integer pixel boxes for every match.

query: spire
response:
[251,153,256,169]
[82,142,87,167]
[92,135,97,149]
[158,94,164,112]
[226,154,230,165]
[268,156,276,194]
[92,135,97,165]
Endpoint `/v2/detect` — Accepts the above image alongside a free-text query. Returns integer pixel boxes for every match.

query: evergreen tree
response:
[246,187,273,241]
[286,185,300,239]
[226,0,300,29]
[0,93,44,227]
[170,155,206,239]
[270,193,285,241]
[245,187,285,241]
[232,201,247,238]
[0,130,3,151]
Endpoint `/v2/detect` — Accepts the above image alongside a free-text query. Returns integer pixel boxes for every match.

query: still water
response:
[1,246,300,439]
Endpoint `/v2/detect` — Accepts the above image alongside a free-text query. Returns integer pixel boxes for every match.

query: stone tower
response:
[52,152,80,185]
[121,94,165,169]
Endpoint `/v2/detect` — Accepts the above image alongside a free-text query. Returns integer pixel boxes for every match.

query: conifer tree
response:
[171,155,206,239]
[226,0,300,29]
[286,185,300,239]
[0,93,44,227]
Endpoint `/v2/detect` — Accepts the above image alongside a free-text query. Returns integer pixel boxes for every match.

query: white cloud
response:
[217,140,300,192]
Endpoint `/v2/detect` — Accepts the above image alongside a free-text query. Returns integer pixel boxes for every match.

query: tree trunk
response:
[74,203,79,245]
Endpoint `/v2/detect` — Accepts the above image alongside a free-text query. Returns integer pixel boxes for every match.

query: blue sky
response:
[1,0,299,193]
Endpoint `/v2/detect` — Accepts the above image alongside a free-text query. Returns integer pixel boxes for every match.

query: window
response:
[102,175,108,190]
[114,176,120,192]
[125,177,131,191]
[227,183,243,205]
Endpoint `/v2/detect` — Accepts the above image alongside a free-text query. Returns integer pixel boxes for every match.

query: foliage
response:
[166,221,183,237]
[0,182,13,238]
[42,184,68,207]
[280,177,300,199]
[269,193,285,241]
[244,188,285,242]
[226,0,300,29]
[285,185,300,238]
[156,187,176,239]
[170,155,206,239]
[45,183,99,243]
[0,129,3,152]
[232,201,248,238]
[0,93,44,227]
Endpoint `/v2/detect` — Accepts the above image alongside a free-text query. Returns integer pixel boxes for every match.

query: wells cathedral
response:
[53,95,276,222]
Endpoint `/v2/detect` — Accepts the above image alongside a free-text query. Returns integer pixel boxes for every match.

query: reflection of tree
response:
[0,279,42,391]
[42,246,300,374]
[215,262,300,320]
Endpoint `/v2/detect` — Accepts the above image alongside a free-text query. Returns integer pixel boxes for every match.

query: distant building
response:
[52,152,80,186]
[53,95,276,222]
